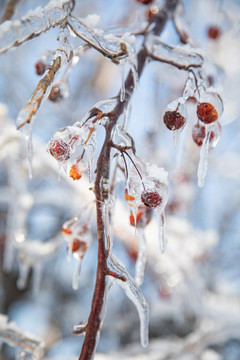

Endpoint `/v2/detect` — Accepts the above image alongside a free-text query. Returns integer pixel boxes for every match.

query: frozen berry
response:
[137,0,154,4]
[163,111,186,131]
[124,189,135,202]
[146,5,158,19]
[141,190,162,209]
[197,102,218,124]
[72,239,88,253]
[130,210,143,226]
[48,139,70,162]
[70,165,82,181]
[48,85,63,102]
[207,26,221,40]
[35,60,46,75]
[192,124,206,146]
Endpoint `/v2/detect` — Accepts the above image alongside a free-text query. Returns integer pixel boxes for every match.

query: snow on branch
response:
[145,35,203,69]
[0,0,74,55]
[0,314,44,359]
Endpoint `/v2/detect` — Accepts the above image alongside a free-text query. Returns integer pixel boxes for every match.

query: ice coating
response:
[120,62,126,102]
[0,315,44,359]
[67,15,128,64]
[0,0,73,54]
[16,27,72,131]
[145,35,203,68]
[107,253,149,348]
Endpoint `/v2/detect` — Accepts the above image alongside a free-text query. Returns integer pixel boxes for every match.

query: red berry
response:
[137,0,154,4]
[48,85,62,102]
[48,139,70,161]
[163,111,186,131]
[192,124,206,146]
[141,190,162,209]
[197,102,218,124]
[35,61,46,75]
[207,26,221,40]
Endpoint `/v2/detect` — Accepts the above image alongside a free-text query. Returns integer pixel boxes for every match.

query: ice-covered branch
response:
[0,0,74,54]
[0,314,44,360]
[145,35,203,69]
[67,15,129,64]
[16,56,62,130]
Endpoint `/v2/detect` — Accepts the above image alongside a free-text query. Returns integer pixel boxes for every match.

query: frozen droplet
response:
[108,254,149,348]
[72,259,82,290]
[197,126,212,187]
[135,229,146,285]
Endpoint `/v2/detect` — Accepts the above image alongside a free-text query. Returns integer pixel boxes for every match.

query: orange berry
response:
[197,102,218,124]
[124,189,135,202]
[70,165,82,181]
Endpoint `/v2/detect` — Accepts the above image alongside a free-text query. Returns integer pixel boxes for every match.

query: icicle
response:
[32,265,42,295]
[26,125,33,180]
[120,61,125,102]
[157,211,167,253]
[3,239,15,273]
[197,127,212,187]
[135,229,146,286]
[108,254,149,348]
[72,259,82,290]
[58,162,61,182]
[17,263,30,290]
[173,128,182,148]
